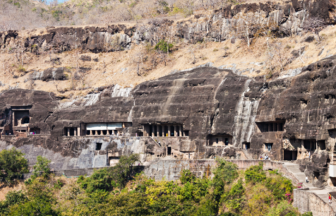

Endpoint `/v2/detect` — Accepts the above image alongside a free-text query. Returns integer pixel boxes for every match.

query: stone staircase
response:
[283,162,314,188]
[283,162,336,213]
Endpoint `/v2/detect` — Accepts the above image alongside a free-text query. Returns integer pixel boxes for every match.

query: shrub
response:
[221,179,245,213]
[78,154,140,193]
[180,169,196,184]
[154,40,173,53]
[17,65,26,72]
[244,162,266,184]
[0,148,29,186]
[266,200,300,216]
[213,49,219,52]
[0,191,28,215]
[32,156,51,179]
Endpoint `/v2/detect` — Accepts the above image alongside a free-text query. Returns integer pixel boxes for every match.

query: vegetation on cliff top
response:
[0,149,313,215]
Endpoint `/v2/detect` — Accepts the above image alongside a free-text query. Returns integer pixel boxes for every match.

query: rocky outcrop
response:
[0,0,334,53]
[31,67,66,81]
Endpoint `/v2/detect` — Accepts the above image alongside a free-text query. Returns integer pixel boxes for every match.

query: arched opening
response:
[21,116,29,124]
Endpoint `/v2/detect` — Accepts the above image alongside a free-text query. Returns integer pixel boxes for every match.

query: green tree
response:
[0,191,27,215]
[32,156,51,179]
[9,180,59,216]
[78,154,140,193]
[0,148,29,186]
[244,162,266,184]
[180,169,196,184]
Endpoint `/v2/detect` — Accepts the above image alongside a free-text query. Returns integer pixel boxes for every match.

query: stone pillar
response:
[179,126,182,137]
[12,111,15,127]
[168,126,171,137]
[90,130,92,136]
[174,126,177,137]
[67,128,70,136]
[77,127,80,136]
[151,125,154,137]
[157,125,160,137]
[74,129,77,136]
[107,130,110,135]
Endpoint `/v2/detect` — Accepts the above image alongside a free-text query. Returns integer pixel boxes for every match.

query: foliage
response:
[0,191,28,215]
[78,154,140,193]
[9,179,59,216]
[0,155,300,216]
[32,156,51,179]
[180,169,196,184]
[154,40,173,53]
[0,148,29,186]
[17,65,26,72]
[221,179,245,213]
[244,161,266,184]
[266,200,300,216]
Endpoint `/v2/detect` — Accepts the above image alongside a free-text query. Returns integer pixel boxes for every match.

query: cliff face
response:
[1,55,336,187]
[1,0,334,53]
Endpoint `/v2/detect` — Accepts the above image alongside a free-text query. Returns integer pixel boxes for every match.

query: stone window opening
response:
[86,130,90,135]
[314,171,320,180]
[21,116,29,124]
[244,142,250,150]
[207,134,232,146]
[184,130,189,136]
[102,130,107,135]
[96,143,102,151]
[108,130,113,135]
[30,128,40,135]
[318,140,326,150]
[304,140,316,151]
[167,147,172,155]
[265,143,273,151]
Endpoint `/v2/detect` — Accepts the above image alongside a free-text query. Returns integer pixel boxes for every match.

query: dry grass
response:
[0,182,25,201]
[1,25,336,99]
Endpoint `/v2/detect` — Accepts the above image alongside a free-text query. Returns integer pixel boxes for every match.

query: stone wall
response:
[294,188,335,216]
[144,159,291,181]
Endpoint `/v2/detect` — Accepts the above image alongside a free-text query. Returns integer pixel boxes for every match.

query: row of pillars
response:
[87,130,121,136]
[66,127,81,136]
[148,125,187,137]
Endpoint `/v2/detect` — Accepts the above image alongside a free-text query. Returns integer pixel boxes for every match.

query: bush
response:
[0,191,27,214]
[154,40,173,53]
[32,156,51,179]
[0,148,29,186]
[266,200,300,216]
[78,154,140,193]
[180,169,196,184]
[17,65,26,72]
[244,162,266,184]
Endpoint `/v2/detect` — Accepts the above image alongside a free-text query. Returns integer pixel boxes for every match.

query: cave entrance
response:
[284,150,297,161]
[331,177,336,187]
[164,126,168,137]
[170,126,174,136]
[167,147,172,155]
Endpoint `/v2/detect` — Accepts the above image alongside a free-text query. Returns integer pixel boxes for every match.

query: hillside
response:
[1,0,336,101]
